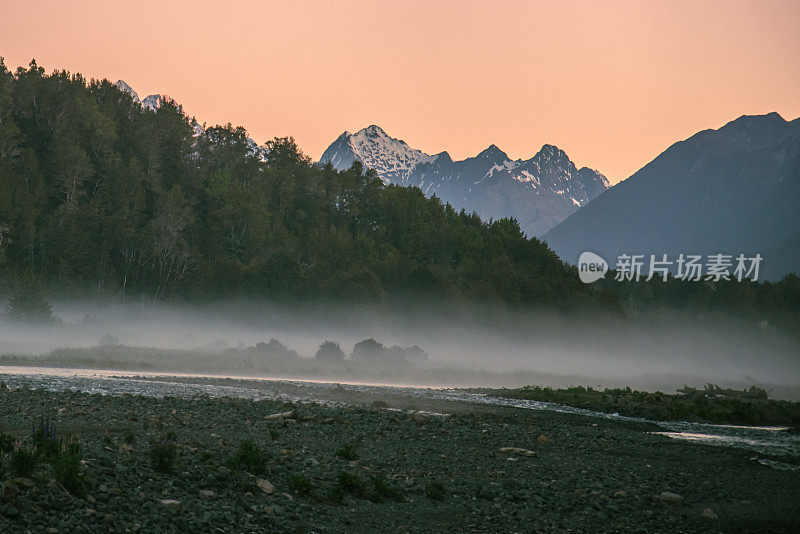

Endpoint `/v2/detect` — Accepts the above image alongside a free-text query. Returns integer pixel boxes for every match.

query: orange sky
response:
[2,0,799,182]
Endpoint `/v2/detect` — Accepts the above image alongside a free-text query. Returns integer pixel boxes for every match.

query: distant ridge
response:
[320,126,609,236]
[543,112,800,280]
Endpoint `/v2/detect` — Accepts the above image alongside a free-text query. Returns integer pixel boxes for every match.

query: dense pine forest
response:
[0,60,798,335]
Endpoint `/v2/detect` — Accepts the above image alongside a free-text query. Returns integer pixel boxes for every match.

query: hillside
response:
[544,113,800,281]
[0,61,600,310]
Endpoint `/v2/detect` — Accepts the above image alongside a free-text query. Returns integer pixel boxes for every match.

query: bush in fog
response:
[4,284,57,323]
[315,340,345,362]
[351,338,389,363]
[227,338,299,362]
[404,345,428,363]
[351,339,427,365]
[257,338,299,361]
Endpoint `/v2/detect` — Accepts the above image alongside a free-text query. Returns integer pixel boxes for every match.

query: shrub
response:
[231,438,268,474]
[10,448,36,477]
[52,447,86,496]
[149,438,176,474]
[351,338,388,363]
[335,471,367,498]
[425,482,446,501]
[336,443,359,461]
[288,474,315,498]
[369,475,405,503]
[32,418,60,458]
[0,433,14,453]
[315,341,345,362]
[249,339,299,362]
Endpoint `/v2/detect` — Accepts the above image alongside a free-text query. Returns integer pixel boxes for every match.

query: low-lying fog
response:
[1,299,798,400]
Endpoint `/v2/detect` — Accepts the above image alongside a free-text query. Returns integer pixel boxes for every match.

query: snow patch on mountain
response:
[115,80,139,103]
[115,80,267,149]
[319,125,610,235]
[321,125,438,183]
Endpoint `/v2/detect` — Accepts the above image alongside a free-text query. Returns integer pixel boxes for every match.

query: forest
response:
[0,60,798,336]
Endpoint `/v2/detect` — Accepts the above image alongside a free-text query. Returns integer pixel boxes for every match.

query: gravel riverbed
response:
[0,377,798,533]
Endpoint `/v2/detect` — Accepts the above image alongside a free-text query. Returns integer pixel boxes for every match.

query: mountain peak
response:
[433,151,452,163]
[717,112,792,147]
[115,80,139,102]
[361,124,387,137]
[544,111,800,280]
[141,94,163,111]
[477,144,508,161]
[319,129,609,236]
[536,144,568,160]
[319,125,435,182]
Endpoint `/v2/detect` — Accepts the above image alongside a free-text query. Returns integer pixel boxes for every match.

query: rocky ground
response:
[0,385,798,533]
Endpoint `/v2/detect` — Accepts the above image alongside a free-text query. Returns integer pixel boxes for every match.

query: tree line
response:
[0,60,607,311]
[0,60,797,337]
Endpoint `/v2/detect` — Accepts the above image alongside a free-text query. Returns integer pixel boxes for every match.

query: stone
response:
[266,410,295,420]
[499,447,536,457]
[199,490,216,501]
[257,479,274,495]
[658,491,683,505]
[612,490,628,498]
[103,513,115,524]
[160,499,182,510]
[701,507,718,520]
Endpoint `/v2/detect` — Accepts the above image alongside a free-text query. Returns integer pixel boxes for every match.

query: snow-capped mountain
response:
[115,80,163,110]
[321,125,437,184]
[115,80,140,103]
[319,126,609,236]
[140,94,162,111]
[113,80,211,141]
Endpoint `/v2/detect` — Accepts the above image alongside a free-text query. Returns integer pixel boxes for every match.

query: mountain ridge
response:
[543,112,800,280]
[319,126,609,236]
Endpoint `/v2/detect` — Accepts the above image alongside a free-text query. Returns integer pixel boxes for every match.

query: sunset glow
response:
[2,0,798,182]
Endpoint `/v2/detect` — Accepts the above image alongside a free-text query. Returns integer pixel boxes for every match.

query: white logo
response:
[578,251,608,283]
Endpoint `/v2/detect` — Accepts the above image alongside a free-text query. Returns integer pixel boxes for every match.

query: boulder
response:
[159,499,182,510]
[657,491,683,505]
[701,507,718,520]
[257,479,274,495]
